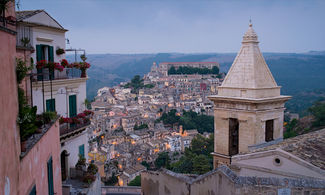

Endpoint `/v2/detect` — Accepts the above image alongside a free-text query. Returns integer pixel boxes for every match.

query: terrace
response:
[59,111,93,141]
[31,67,82,82]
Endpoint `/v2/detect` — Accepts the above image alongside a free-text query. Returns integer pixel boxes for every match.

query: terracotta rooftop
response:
[252,129,325,170]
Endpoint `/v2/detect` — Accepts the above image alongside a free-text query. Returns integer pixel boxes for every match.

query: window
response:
[46,99,55,112]
[229,118,239,156]
[47,157,54,195]
[69,95,77,117]
[29,185,36,195]
[79,144,85,158]
[265,120,274,142]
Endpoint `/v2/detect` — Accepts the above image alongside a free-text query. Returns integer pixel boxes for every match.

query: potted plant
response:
[20,37,30,47]
[60,59,69,68]
[76,154,87,171]
[56,48,65,55]
[80,54,87,62]
[78,62,91,78]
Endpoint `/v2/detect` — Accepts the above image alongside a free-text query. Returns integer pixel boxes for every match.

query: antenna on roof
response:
[16,0,21,11]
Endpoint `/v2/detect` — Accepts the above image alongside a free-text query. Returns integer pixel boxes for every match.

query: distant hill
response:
[67,52,325,116]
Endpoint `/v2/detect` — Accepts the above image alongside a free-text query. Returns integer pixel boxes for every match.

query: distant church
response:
[141,23,325,195]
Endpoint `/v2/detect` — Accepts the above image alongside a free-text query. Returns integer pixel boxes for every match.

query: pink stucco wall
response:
[0,3,20,195]
[19,120,63,195]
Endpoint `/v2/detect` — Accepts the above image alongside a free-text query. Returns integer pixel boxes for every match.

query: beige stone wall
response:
[142,168,325,195]
[213,100,286,157]
[141,171,189,195]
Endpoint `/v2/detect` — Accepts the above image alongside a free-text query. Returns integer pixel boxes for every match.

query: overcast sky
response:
[19,0,325,54]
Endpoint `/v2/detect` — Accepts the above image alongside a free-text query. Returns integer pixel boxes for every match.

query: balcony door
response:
[69,95,77,117]
[36,44,54,80]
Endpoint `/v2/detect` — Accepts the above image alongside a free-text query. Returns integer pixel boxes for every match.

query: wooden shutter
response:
[48,46,54,79]
[48,46,54,62]
[46,99,55,112]
[69,95,77,117]
[79,144,85,158]
[47,157,54,195]
[36,45,43,81]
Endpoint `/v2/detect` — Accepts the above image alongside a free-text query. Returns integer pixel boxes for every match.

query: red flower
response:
[79,62,91,70]
[61,59,69,67]
[84,110,94,116]
[77,113,86,118]
[36,60,47,69]
[54,63,64,72]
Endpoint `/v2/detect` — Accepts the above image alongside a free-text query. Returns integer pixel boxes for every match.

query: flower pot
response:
[21,140,27,152]
[81,69,87,78]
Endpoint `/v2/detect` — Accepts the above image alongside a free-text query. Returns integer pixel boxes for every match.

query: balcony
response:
[60,120,91,138]
[32,67,82,82]
[59,112,93,141]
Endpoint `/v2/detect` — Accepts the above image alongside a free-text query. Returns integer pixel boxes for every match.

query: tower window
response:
[229,118,239,156]
[265,119,274,142]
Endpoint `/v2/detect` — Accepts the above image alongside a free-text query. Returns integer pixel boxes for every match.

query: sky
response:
[18,0,325,54]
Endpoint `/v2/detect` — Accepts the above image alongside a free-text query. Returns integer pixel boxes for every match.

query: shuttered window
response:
[79,144,85,158]
[69,95,77,117]
[46,99,55,112]
[47,157,54,195]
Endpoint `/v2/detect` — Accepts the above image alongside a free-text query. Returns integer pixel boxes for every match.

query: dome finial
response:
[249,18,252,27]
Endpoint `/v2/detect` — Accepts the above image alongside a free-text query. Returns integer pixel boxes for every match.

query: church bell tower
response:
[208,23,291,168]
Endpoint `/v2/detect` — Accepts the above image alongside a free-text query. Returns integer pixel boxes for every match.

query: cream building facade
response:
[208,23,291,168]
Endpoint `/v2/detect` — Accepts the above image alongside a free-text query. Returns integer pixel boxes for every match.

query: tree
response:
[308,101,325,127]
[192,155,211,175]
[141,161,150,170]
[212,66,219,74]
[128,175,141,186]
[155,152,170,169]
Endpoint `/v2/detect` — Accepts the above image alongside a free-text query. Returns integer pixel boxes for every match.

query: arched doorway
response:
[61,150,69,181]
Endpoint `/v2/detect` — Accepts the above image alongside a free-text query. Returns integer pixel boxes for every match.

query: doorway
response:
[229,118,239,156]
[61,150,68,181]
[265,120,274,142]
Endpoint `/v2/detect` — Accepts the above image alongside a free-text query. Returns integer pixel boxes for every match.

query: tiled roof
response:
[16,10,43,21]
[253,129,325,170]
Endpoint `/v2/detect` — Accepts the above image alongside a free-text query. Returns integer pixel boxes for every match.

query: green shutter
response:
[48,46,54,62]
[46,99,55,112]
[36,45,43,81]
[48,46,54,79]
[69,95,77,117]
[79,145,85,158]
[36,45,43,61]
[47,157,54,195]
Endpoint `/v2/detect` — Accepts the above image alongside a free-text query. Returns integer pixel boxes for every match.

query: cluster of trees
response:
[308,100,325,127]
[134,123,148,130]
[168,66,219,75]
[123,75,155,93]
[284,100,325,139]
[158,109,214,133]
[154,134,214,175]
[128,175,141,186]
